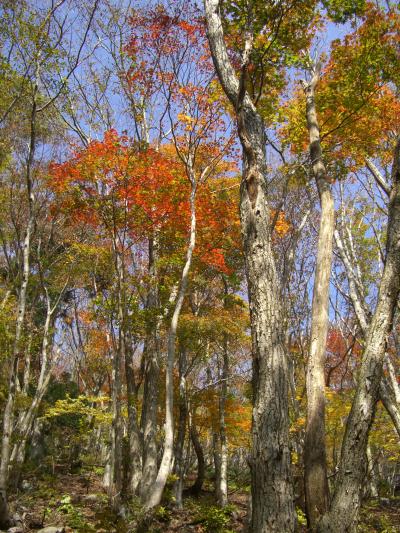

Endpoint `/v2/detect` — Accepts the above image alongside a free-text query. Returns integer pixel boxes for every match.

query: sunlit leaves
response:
[281,3,400,174]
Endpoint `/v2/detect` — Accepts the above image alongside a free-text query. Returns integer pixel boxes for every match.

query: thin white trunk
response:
[335,215,400,440]
[10,301,54,471]
[302,64,332,528]
[145,181,197,510]
[318,135,400,532]
[0,89,37,528]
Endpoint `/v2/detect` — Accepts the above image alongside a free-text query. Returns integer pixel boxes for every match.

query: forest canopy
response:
[0,1,399,532]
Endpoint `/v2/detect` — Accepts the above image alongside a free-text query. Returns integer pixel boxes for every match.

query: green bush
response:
[58,495,95,532]
[196,504,236,533]
[155,505,171,523]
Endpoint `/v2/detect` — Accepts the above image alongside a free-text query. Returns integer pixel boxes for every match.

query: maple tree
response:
[0,1,399,532]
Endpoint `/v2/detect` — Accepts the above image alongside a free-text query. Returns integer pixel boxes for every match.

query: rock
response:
[37,526,65,533]
[380,497,391,507]
[7,528,23,533]
[117,505,127,519]
[20,479,33,492]
[27,518,43,529]
[11,514,22,526]
[83,493,99,502]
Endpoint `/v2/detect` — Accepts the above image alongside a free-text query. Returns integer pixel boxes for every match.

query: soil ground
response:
[5,471,400,532]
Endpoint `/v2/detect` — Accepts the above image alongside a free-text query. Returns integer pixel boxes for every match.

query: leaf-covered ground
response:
[5,471,400,532]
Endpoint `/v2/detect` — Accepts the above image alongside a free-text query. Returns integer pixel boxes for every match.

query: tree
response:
[0,1,98,525]
[203,1,316,529]
[301,59,333,529]
[317,135,400,531]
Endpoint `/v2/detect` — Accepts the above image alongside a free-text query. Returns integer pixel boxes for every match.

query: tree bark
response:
[334,229,400,439]
[144,179,197,510]
[318,135,400,532]
[217,342,229,507]
[365,444,378,498]
[125,338,142,496]
[204,2,294,530]
[108,245,124,507]
[302,65,332,529]
[173,347,188,508]
[139,237,161,502]
[189,420,205,496]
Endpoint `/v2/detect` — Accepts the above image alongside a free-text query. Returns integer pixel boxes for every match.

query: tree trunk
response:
[10,290,60,486]
[204,2,294,530]
[365,444,378,498]
[108,246,124,507]
[139,341,159,500]
[173,348,188,508]
[217,331,229,506]
[144,180,197,510]
[318,135,400,532]
[189,420,205,496]
[239,109,293,533]
[124,338,142,495]
[335,227,400,440]
[213,431,222,499]
[379,374,400,439]
[0,90,37,529]
[140,237,161,502]
[302,65,332,529]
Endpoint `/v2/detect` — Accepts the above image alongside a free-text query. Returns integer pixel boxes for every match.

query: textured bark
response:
[173,348,188,508]
[318,135,400,532]
[139,344,159,500]
[216,339,229,507]
[108,246,124,507]
[335,229,400,440]
[139,237,161,501]
[125,339,142,495]
[386,356,400,409]
[204,2,294,530]
[302,66,332,529]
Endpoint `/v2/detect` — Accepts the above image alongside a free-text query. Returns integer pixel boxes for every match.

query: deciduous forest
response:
[0,0,399,532]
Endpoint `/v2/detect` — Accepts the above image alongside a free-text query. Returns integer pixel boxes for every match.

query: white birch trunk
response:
[144,179,197,510]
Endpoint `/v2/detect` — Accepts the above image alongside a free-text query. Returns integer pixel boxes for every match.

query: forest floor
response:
[4,469,400,532]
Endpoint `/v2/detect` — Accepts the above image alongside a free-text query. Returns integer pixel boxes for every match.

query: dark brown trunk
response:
[173,347,188,507]
[189,422,205,496]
